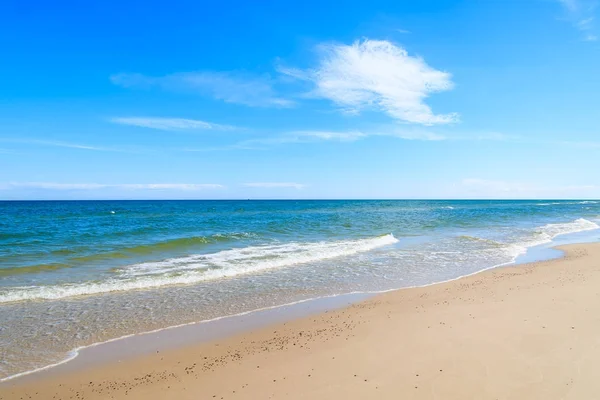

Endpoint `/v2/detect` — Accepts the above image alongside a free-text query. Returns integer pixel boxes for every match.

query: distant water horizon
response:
[2,198,600,201]
[1,200,600,380]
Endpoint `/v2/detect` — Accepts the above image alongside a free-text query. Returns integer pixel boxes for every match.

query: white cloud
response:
[0,138,126,152]
[291,130,367,142]
[4,183,224,191]
[110,117,236,131]
[111,72,293,108]
[243,182,306,189]
[229,131,365,149]
[181,129,600,153]
[389,131,446,141]
[236,128,446,149]
[278,39,458,125]
[557,0,598,41]
[275,130,368,143]
[559,139,600,148]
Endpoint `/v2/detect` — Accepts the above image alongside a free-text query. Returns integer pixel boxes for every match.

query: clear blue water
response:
[1,200,600,380]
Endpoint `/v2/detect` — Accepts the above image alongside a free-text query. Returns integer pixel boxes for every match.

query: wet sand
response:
[2,242,600,399]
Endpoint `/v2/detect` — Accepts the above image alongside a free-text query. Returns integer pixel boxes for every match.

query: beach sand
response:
[3,242,600,400]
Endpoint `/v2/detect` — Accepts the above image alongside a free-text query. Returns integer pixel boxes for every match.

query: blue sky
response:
[1,0,599,199]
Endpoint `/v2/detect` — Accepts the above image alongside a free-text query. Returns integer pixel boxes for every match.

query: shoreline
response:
[0,232,575,384]
[1,208,598,385]
[0,292,376,384]
[4,241,600,398]
[4,225,599,385]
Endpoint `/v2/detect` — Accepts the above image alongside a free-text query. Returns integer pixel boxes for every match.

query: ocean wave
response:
[536,201,599,206]
[0,234,398,303]
[115,232,258,254]
[533,218,599,242]
[69,233,257,262]
[497,218,599,260]
[456,218,599,260]
[457,235,504,247]
[0,234,258,277]
[0,263,72,277]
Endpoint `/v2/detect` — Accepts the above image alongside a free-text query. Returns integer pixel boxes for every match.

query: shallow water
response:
[1,200,599,380]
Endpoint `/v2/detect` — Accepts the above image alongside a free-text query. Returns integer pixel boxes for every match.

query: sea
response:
[1,200,600,381]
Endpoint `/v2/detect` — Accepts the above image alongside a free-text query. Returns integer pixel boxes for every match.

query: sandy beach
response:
[2,242,600,399]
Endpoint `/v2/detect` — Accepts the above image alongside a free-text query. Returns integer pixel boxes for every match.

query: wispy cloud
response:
[461,178,600,198]
[110,117,236,131]
[390,131,446,141]
[179,128,446,152]
[235,128,447,149]
[3,182,225,191]
[557,0,598,41]
[243,182,306,189]
[257,130,368,145]
[0,138,129,152]
[180,129,600,154]
[278,39,458,125]
[111,71,294,108]
[558,139,600,148]
[289,130,367,142]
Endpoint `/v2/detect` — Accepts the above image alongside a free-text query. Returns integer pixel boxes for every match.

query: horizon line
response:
[1,198,599,202]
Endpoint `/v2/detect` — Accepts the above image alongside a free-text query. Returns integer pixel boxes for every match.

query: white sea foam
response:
[0,234,399,303]
[506,218,600,258]
[451,218,600,269]
[5,218,596,382]
[537,201,599,206]
[534,218,598,242]
[2,218,599,382]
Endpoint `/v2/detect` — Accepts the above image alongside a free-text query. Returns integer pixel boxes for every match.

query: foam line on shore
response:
[0,235,576,384]
[2,219,599,383]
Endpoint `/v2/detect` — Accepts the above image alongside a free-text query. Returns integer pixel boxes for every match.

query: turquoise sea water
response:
[1,200,600,380]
